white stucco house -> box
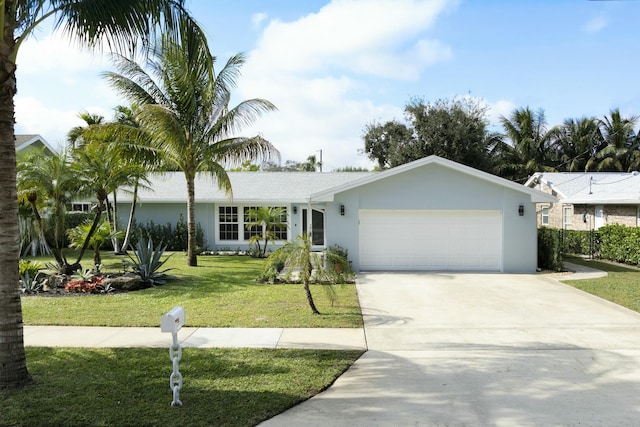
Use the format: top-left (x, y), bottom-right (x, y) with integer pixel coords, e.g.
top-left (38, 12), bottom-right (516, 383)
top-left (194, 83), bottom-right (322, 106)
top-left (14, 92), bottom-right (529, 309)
top-left (117, 156), bottom-right (556, 273)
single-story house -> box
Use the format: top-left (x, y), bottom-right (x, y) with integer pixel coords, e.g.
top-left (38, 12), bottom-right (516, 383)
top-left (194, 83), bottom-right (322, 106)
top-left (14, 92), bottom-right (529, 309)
top-left (15, 134), bottom-right (56, 160)
top-left (525, 172), bottom-right (640, 231)
top-left (117, 156), bottom-right (555, 273)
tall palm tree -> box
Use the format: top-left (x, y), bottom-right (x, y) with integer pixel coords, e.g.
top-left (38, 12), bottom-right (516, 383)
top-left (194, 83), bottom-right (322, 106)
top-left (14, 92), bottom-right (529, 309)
top-left (103, 27), bottom-right (278, 266)
top-left (17, 149), bottom-right (77, 264)
top-left (554, 117), bottom-right (602, 172)
top-left (593, 109), bottom-right (639, 171)
top-left (500, 107), bottom-right (561, 181)
top-left (71, 141), bottom-right (146, 268)
top-left (67, 111), bottom-right (105, 149)
top-left (0, 0), bottom-right (202, 389)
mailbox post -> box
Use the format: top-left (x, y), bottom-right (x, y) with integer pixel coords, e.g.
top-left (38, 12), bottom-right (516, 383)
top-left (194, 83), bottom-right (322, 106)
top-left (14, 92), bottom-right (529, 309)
top-left (161, 306), bottom-right (185, 407)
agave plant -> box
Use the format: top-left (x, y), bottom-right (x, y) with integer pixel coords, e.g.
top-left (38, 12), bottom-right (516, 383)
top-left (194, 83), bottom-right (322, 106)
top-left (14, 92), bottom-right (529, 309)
top-left (128, 236), bottom-right (173, 285)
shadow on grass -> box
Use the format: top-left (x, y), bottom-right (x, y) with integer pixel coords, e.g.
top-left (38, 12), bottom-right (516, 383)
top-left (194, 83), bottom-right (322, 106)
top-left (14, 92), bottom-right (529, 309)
top-left (1, 347), bottom-right (363, 427)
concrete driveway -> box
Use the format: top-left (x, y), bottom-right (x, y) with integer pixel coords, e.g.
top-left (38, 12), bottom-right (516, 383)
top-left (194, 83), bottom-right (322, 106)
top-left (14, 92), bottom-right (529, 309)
top-left (261, 272), bottom-right (640, 426)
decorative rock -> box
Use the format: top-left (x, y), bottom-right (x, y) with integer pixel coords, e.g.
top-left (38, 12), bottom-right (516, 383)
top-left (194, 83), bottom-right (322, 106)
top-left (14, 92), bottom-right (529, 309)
top-left (102, 273), bottom-right (143, 291)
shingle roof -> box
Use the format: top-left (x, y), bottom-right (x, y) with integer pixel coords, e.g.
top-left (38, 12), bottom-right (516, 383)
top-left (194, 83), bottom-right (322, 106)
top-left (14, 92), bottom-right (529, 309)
top-left (527, 172), bottom-right (640, 204)
top-left (120, 171), bottom-right (373, 203)
top-left (15, 134), bottom-right (40, 148)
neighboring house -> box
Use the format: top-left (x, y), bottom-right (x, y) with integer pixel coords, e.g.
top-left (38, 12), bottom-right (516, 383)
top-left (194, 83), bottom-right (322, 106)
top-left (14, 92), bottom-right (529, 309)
top-left (116, 156), bottom-right (555, 273)
top-left (15, 134), bottom-right (56, 160)
top-left (525, 172), bottom-right (640, 231)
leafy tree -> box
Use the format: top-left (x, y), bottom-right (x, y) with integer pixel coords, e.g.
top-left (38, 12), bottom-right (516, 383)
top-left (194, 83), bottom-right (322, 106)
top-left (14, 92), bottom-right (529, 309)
top-left (362, 119), bottom-right (412, 169)
top-left (362, 98), bottom-right (494, 171)
top-left (67, 111), bottom-right (105, 149)
top-left (333, 166), bottom-right (370, 172)
top-left (593, 109), bottom-right (639, 171)
top-left (245, 207), bottom-right (287, 257)
top-left (1, 0), bottom-right (201, 391)
top-left (301, 154), bottom-right (321, 172)
top-left (103, 27), bottom-right (278, 266)
top-left (554, 117), bottom-right (602, 172)
top-left (499, 107), bottom-right (561, 182)
top-left (229, 160), bottom-right (260, 171)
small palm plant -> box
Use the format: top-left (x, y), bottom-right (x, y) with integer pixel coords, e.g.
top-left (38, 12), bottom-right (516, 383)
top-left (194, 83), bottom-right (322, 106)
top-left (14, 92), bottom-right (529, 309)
top-left (245, 207), bottom-right (287, 257)
top-left (267, 234), bottom-right (336, 315)
top-left (128, 236), bottom-right (173, 286)
top-left (67, 219), bottom-right (122, 269)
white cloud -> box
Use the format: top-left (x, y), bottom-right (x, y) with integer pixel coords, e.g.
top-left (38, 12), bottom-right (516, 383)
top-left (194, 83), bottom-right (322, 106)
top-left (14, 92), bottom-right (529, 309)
top-left (237, 0), bottom-right (457, 169)
top-left (583, 16), bottom-right (608, 33)
top-left (251, 12), bottom-right (268, 28)
top-left (487, 99), bottom-right (516, 124)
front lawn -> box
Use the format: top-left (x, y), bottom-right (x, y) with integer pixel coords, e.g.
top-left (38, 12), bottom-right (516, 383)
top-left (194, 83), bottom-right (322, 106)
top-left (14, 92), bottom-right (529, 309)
top-left (21, 253), bottom-right (362, 328)
top-left (562, 256), bottom-right (640, 313)
top-left (0, 347), bottom-right (363, 427)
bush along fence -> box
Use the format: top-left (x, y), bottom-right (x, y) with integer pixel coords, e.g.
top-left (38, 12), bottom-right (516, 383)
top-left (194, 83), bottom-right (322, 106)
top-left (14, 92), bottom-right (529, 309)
top-left (538, 224), bottom-right (640, 270)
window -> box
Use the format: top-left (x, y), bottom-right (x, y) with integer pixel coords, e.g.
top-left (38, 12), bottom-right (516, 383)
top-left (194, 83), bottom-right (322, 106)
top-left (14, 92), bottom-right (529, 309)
top-left (541, 206), bottom-right (549, 225)
top-left (563, 206), bottom-right (572, 229)
top-left (70, 203), bottom-right (91, 213)
top-left (243, 207), bottom-right (261, 241)
top-left (219, 206), bottom-right (288, 242)
top-left (219, 206), bottom-right (238, 240)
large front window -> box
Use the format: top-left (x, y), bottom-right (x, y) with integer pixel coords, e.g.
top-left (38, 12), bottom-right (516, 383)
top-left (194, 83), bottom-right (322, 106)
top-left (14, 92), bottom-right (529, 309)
top-left (218, 206), bottom-right (288, 242)
top-left (219, 206), bottom-right (238, 240)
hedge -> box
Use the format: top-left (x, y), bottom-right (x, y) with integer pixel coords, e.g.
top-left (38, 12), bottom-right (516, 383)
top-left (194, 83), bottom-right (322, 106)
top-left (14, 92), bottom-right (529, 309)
top-left (597, 224), bottom-right (640, 265)
top-left (538, 227), bottom-right (563, 271)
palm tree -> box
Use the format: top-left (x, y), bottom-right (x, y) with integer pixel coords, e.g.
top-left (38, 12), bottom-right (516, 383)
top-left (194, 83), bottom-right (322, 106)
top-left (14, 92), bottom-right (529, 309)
top-left (245, 206), bottom-right (287, 257)
top-left (554, 117), bottom-right (602, 172)
top-left (0, 1), bottom-right (202, 389)
top-left (102, 27), bottom-right (279, 266)
top-left (67, 219), bottom-right (122, 268)
top-left (17, 149), bottom-right (77, 264)
top-left (71, 141), bottom-right (146, 269)
top-left (67, 111), bottom-right (105, 149)
top-left (593, 109), bottom-right (639, 171)
top-left (500, 107), bottom-right (560, 181)
top-left (268, 234), bottom-right (337, 315)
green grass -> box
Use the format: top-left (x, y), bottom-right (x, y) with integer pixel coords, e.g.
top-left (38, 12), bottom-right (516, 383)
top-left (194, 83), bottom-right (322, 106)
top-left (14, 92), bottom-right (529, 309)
top-left (0, 347), bottom-right (364, 427)
top-left (563, 256), bottom-right (640, 313)
top-left (21, 252), bottom-right (362, 328)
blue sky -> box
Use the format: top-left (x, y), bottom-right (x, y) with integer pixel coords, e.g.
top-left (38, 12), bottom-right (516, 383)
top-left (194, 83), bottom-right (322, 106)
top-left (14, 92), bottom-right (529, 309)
top-left (14, 0), bottom-right (640, 170)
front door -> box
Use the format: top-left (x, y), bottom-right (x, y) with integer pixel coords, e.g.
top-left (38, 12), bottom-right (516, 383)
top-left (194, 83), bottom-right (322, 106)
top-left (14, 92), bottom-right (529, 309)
top-left (594, 205), bottom-right (604, 230)
top-left (302, 208), bottom-right (325, 246)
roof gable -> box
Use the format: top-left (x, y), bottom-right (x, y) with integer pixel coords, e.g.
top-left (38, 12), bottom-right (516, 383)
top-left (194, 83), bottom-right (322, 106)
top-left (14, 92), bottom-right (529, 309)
top-left (311, 155), bottom-right (557, 203)
top-left (15, 134), bottom-right (57, 155)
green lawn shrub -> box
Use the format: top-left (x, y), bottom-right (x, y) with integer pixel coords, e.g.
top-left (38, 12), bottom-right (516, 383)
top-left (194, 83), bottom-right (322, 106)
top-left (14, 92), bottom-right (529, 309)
top-left (598, 224), bottom-right (640, 265)
top-left (538, 227), bottom-right (563, 271)
top-left (129, 214), bottom-right (206, 251)
top-left (561, 229), bottom-right (596, 256)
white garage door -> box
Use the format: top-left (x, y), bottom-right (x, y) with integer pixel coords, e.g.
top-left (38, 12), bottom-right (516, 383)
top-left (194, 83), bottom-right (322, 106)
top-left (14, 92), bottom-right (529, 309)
top-left (359, 210), bottom-right (502, 271)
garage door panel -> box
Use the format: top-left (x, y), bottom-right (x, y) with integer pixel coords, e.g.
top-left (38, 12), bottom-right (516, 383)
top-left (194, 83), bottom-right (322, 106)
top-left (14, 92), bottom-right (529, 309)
top-left (359, 210), bottom-right (502, 271)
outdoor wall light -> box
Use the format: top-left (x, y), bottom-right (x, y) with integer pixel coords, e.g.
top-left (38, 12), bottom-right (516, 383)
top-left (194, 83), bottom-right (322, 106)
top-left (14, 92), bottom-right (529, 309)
top-left (340, 204), bottom-right (345, 216)
top-left (518, 205), bottom-right (524, 216)
top-left (293, 206), bottom-right (297, 214)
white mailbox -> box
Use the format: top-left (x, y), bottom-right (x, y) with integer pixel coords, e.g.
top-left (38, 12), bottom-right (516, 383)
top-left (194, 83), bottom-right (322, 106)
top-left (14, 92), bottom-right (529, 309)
top-left (161, 306), bottom-right (185, 334)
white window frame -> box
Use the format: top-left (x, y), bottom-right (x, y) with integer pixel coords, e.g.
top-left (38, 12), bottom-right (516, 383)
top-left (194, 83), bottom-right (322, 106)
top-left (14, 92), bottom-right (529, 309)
top-left (216, 205), bottom-right (288, 243)
top-left (541, 205), bottom-right (549, 225)
top-left (563, 206), bottom-right (572, 229)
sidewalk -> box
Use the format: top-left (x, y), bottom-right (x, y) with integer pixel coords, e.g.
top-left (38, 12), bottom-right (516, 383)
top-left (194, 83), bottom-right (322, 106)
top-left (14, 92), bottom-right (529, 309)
top-left (23, 325), bottom-right (367, 350)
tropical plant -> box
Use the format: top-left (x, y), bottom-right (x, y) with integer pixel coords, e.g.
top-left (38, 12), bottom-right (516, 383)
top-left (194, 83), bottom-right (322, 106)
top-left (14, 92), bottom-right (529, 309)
top-left (67, 219), bottom-right (123, 269)
top-left (245, 207), bottom-right (287, 257)
top-left (554, 117), bottom-right (602, 172)
top-left (267, 234), bottom-right (337, 315)
top-left (593, 109), bottom-right (639, 171)
top-left (500, 107), bottom-right (561, 181)
top-left (18, 260), bottom-right (44, 293)
top-left (102, 25), bottom-right (278, 267)
top-left (0, 1), bottom-right (203, 389)
top-left (17, 148), bottom-right (77, 269)
top-left (128, 236), bottom-right (174, 285)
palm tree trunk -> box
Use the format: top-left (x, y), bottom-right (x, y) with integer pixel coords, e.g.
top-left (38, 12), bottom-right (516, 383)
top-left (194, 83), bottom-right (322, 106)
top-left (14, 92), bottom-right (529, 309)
top-left (121, 180), bottom-right (139, 252)
top-left (110, 191), bottom-right (121, 253)
top-left (74, 199), bottom-right (104, 268)
top-left (303, 280), bottom-right (320, 315)
top-left (186, 175), bottom-right (197, 266)
top-left (0, 18), bottom-right (31, 387)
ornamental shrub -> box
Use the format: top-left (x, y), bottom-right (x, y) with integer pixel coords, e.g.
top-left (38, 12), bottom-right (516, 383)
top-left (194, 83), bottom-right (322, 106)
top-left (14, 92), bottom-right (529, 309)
top-left (538, 227), bottom-right (563, 271)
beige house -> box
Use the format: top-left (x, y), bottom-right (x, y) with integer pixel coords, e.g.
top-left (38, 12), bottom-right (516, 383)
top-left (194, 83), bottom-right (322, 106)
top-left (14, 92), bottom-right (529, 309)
top-left (525, 172), bottom-right (640, 230)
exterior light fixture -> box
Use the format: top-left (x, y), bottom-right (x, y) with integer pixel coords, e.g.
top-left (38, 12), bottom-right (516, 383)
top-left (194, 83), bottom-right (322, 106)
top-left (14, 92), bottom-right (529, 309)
top-left (293, 206), bottom-right (297, 214)
top-left (340, 204), bottom-right (345, 216)
top-left (518, 205), bottom-right (524, 216)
